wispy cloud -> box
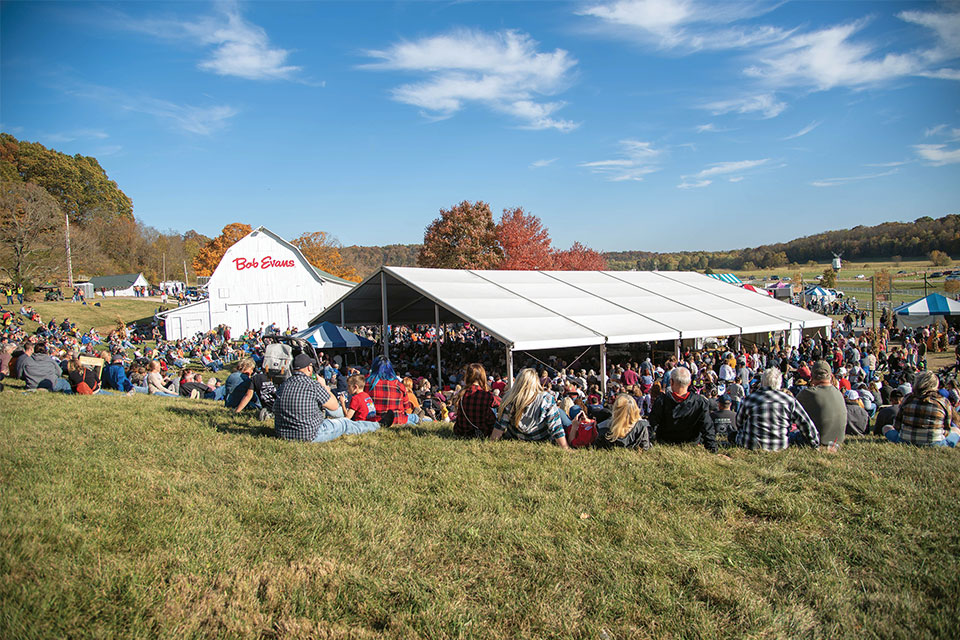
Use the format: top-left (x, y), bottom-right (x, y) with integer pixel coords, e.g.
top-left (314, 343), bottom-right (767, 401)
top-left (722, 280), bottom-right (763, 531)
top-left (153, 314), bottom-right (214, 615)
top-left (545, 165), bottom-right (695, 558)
top-left (114, 1), bottom-right (300, 80)
top-left (864, 160), bottom-right (907, 168)
top-left (913, 144), bottom-right (960, 166)
top-left (810, 168), bottom-right (899, 187)
top-left (704, 93), bottom-right (785, 119)
top-left (578, 0), bottom-right (790, 52)
top-left (678, 158), bottom-right (770, 188)
top-left (580, 139), bottom-right (662, 181)
top-left (781, 120), bottom-right (821, 140)
top-left (363, 29), bottom-right (578, 131)
top-left (42, 129), bottom-right (109, 144)
top-left (66, 83), bottom-right (237, 135)
top-left (745, 9), bottom-right (960, 90)
top-left (530, 158), bottom-right (558, 169)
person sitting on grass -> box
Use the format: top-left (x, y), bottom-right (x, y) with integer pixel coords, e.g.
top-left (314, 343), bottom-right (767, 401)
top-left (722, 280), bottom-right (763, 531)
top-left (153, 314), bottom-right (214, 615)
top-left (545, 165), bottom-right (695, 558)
top-left (452, 363), bottom-right (498, 438)
top-left (21, 342), bottom-right (72, 393)
top-left (274, 353), bottom-right (390, 443)
top-left (648, 365), bottom-right (717, 453)
top-left (736, 368), bottom-right (820, 451)
top-left (872, 388), bottom-right (903, 436)
top-left (365, 356), bottom-right (417, 426)
top-left (225, 358), bottom-right (256, 409)
top-left (883, 371), bottom-right (960, 447)
top-left (105, 353), bottom-right (147, 394)
top-left (146, 360), bottom-right (180, 397)
top-left (490, 368), bottom-right (570, 449)
top-left (843, 390), bottom-right (870, 436)
top-left (595, 394), bottom-right (650, 450)
top-left (339, 374), bottom-right (377, 421)
top-left (235, 365), bottom-right (280, 417)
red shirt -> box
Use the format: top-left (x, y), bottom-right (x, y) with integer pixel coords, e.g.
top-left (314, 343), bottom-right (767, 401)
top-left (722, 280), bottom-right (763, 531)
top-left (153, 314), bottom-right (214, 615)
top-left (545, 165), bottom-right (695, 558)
top-left (349, 391), bottom-right (377, 421)
top-left (366, 378), bottom-right (409, 424)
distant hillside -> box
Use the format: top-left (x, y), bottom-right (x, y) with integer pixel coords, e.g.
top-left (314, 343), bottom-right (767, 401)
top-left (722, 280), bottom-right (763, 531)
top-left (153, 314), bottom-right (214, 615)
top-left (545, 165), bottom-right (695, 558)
top-left (606, 214), bottom-right (960, 271)
top-left (342, 215), bottom-right (960, 276)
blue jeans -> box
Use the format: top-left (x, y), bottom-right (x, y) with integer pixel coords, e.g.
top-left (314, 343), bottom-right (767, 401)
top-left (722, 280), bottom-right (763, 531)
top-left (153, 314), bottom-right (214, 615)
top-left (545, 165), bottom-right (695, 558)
top-left (151, 391), bottom-right (179, 398)
top-left (406, 412), bottom-right (421, 425)
top-left (311, 417), bottom-right (380, 443)
top-left (885, 429), bottom-right (959, 447)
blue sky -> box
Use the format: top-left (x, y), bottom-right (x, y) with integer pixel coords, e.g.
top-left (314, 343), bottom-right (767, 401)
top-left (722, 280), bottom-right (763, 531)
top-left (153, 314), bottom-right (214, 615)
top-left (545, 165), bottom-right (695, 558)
top-left (2, 0), bottom-right (958, 252)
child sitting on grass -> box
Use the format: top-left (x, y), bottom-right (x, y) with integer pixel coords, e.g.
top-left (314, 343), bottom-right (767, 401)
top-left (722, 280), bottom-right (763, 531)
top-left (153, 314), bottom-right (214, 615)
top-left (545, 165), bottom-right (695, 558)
top-left (340, 374), bottom-right (377, 422)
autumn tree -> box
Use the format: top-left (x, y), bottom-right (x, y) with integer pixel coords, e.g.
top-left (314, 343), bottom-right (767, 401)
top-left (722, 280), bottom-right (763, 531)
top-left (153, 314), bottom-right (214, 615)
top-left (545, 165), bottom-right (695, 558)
top-left (0, 181), bottom-right (65, 285)
top-left (291, 231), bottom-right (359, 282)
top-left (929, 249), bottom-right (951, 266)
top-left (554, 241), bottom-right (607, 271)
top-left (821, 268), bottom-right (837, 288)
top-left (418, 201), bottom-right (503, 269)
top-left (192, 223), bottom-right (253, 276)
top-left (496, 207), bottom-right (554, 270)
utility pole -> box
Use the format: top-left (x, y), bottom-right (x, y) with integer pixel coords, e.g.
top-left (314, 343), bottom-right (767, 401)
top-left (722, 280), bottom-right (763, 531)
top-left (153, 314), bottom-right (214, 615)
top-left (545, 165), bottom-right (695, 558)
top-left (64, 212), bottom-right (74, 289)
top-left (924, 271), bottom-right (928, 297)
top-left (162, 253), bottom-right (166, 284)
top-left (183, 261), bottom-right (189, 287)
top-left (871, 274), bottom-right (876, 333)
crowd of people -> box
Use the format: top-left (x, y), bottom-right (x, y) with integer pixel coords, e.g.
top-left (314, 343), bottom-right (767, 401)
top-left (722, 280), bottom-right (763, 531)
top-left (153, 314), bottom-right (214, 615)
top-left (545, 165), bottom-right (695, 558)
top-left (3, 295), bottom-right (960, 452)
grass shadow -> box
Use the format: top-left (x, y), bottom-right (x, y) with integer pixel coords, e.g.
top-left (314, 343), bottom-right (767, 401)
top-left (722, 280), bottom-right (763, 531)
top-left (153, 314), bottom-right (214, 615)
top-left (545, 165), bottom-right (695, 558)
top-left (164, 404), bottom-right (276, 438)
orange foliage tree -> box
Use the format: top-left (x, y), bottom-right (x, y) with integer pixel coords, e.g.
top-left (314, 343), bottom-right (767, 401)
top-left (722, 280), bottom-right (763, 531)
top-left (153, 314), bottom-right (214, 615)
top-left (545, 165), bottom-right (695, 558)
top-left (496, 207), bottom-right (555, 270)
top-left (554, 241), bottom-right (607, 270)
top-left (192, 223), bottom-right (252, 276)
top-left (291, 231), bottom-right (359, 282)
top-left (418, 201), bottom-right (503, 269)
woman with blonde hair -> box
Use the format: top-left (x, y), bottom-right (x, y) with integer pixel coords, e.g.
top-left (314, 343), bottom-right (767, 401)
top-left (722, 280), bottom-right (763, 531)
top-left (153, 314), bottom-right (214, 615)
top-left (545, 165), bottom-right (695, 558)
top-left (491, 368), bottom-right (570, 448)
top-left (595, 394), bottom-right (650, 450)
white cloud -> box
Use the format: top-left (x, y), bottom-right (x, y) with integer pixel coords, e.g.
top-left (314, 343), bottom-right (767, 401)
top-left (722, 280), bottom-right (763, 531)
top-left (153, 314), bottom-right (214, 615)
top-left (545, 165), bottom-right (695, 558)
top-left (728, 176), bottom-right (744, 182)
top-left (704, 93), bottom-right (786, 119)
top-left (116, 1), bottom-right (300, 80)
top-left (864, 160), bottom-right (907, 168)
top-left (677, 179), bottom-right (711, 189)
top-left (781, 120), bottom-right (821, 140)
top-left (363, 29), bottom-right (578, 131)
top-left (745, 10), bottom-right (960, 90)
top-left (530, 158), bottom-right (558, 168)
top-left (695, 158), bottom-right (769, 178)
top-left (914, 144), bottom-right (960, 166)
top-left (580, 139), bottom-right (663, 181)
top-left (695, 123), bottom-right (719, 133)
top-left (578, 0), bottom-right (790, 52)
top-left (925, 124), bottom-right (948, 137)
top-left (42, 129), bottom-right (110, 143)
top-left (810, 168), bottom-right (899, 187)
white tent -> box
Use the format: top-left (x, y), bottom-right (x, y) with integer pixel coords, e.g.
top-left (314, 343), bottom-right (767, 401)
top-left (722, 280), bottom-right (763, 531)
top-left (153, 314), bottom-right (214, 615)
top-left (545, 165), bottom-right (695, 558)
top-left (309, 267), bottom-right (831, 388)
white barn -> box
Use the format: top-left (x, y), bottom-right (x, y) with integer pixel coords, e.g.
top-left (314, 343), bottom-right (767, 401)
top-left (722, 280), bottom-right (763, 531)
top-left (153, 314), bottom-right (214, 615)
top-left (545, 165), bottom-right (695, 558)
top-left (158, 227), bottom-right (355, 340)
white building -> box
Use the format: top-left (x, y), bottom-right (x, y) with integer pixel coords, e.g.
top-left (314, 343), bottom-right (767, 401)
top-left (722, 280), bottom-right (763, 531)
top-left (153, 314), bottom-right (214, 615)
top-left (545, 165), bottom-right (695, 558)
top-left (88, 272), bottom-right (150, 297)
top-left (158, 227), bottom-right (355, 340)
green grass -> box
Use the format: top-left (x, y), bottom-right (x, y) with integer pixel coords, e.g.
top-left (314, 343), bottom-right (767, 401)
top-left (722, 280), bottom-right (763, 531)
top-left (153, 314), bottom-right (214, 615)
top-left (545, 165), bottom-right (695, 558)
top-left (10, 298), bottom-right (167, 335)
top-left (2, 393), bottom-right (959, 639)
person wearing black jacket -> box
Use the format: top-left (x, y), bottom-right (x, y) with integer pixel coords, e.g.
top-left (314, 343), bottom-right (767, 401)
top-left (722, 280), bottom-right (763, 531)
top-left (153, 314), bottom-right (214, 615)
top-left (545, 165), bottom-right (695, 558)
top-left (648, 366), bottom-right (717, 453)
top-left (595, 394), bottom-right (650, 450)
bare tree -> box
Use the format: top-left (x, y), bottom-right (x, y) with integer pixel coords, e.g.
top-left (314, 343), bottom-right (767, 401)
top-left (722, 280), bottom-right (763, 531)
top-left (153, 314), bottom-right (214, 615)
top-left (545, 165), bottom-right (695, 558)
top-left (0, 181), bottom-right (65, 285)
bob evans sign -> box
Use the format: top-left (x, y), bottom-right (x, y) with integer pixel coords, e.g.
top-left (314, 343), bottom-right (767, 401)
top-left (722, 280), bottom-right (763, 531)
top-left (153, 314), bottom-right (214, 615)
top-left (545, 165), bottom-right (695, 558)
top-left (232, 257), bottom-right (295, 271)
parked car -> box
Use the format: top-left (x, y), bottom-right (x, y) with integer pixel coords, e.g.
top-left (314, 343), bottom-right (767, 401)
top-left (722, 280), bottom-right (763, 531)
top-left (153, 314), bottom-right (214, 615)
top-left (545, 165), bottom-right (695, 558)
top-left (931, 272), bottom-right (943, 278)
top-left (856, 274), bottom-right (866, 280)
top-left (946, 275), bottom-right (960, 282)
top-left (815, 275), bottom-right (824, 281)
top-left (769, 275), bottom-right (780, 280)
top-left (897, 270), bottom-right (907, 274)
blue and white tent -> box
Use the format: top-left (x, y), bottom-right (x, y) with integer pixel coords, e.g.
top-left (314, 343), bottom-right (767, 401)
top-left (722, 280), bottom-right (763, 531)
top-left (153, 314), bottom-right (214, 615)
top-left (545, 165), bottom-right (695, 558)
top-left (893, 294), bottom-right (960, 328)
top-left (706, 273), bottom-right (742, 285)
top-left (294, 322), bottom-right (375, 348)
top-left (803, 286), bottom-right (835, 300)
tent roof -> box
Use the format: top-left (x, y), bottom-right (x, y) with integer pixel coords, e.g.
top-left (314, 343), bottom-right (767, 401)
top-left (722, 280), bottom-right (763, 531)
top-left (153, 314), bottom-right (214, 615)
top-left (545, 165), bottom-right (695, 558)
top-left (293, 322), bottom-right (375, 348)
top-left (88, 273), bottom-right (146, 289)
top-left (893, 293), bottom-right (960, 316)
top-left (706, 273), bottom-right (742, 284)
top-left (310, 267), bottom-right (831, 351)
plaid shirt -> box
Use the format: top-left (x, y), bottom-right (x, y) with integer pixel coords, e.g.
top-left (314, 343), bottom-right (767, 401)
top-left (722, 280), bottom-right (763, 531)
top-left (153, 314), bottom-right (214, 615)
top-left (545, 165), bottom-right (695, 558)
top-left (496, 392), bottom-right (565, 441)
top-left (366, 378), bottom-right (409, 424)
top-left (274, 373), bottom-right (332, 441)
top-left (894, 393), bottom-right (949, 445)
top-left (454, 384), bottom-right (497, 437)
top-left (736, 387), bottom-right (820, 451)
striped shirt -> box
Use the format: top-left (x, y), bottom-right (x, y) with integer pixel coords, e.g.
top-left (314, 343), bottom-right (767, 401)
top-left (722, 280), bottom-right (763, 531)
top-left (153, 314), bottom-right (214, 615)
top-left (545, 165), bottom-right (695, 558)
top-left (894, 393), bottom-right (950, 446)
top-left (496, 392), bottom-right (565, 442)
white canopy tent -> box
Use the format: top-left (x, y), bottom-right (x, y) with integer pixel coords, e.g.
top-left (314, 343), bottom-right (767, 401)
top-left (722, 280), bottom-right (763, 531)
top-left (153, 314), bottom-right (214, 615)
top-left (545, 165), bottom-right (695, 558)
top-left (310, 267), bottom-right (831, 392)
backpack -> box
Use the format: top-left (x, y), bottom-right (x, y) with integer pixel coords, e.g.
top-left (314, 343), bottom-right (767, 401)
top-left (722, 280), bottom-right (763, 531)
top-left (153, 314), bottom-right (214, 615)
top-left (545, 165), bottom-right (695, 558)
top-left (263, 342), bottom-right (294, 381)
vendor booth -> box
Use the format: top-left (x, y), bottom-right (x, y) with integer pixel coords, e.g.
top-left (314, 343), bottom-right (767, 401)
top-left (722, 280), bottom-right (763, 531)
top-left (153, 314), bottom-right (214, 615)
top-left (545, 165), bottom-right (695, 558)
top-left (893, 293), bottom-right (960, 328)
top-left (294, 322), bottom-right (375, 349)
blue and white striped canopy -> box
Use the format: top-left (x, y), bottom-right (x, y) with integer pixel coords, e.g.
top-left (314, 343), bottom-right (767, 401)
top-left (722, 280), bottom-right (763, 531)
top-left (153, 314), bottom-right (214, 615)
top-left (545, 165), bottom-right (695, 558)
top-left (893, 293), bottom-right (960, 316)
top-left (804, 286), bottom-right (832, 297)
top-left (294, 322), bottom-right (375, 348)
top-left (706, 273), bottom-right (742, 284)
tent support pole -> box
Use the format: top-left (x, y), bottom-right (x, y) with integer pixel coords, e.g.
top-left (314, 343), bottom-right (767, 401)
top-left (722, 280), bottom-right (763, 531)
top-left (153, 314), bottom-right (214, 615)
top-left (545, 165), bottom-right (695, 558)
top-left (381, 272), bottom-right (389, 360)
top-left (600, 343), bottom-right (607, 397)
top-left (506, 347), bottom-right (514, 387)
top-left (674, 339), bottom-right (681, 360)
top-left (340, 303), bottom-right (345, 326)
top-left (435, 304), bottom-right (442, 389)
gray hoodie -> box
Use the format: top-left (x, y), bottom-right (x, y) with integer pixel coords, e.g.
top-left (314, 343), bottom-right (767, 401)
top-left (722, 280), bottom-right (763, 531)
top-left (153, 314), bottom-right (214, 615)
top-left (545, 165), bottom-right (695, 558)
top-left (22, 354), bottom-right (64, 390)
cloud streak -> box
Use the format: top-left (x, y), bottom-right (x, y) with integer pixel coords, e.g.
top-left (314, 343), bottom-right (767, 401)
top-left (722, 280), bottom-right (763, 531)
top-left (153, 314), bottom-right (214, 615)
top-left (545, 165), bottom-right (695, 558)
top-left (704, 93), bottom-right (786, 119)
top-left (781, 120), bottom-right (821, 140)
top-left (580, 139), bottom-right (662, 181)
top-left (678, 158), bottom-right (771, 188)
top-left (363, 29), bottom-right (578, 131)
top-left (810, 168), bottom-right (899, 187)
top-left (913, 144), bottom-right (960, 166)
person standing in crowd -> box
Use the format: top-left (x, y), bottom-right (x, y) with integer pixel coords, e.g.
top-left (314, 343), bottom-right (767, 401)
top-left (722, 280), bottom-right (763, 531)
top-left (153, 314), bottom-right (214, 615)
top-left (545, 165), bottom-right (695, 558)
top-left (491, 368), bottom-right (570, 448)
top-left (454, 363), bottom-right (497, 438)
top-left (274, 353), bottom-right (388, 443)
top-left (737, 368), bottom-right (820, 451)
top-left (883, 371), bottom-right (960, 447)
top-left (796, 361), bottom-right (846, 450)
top-left (648, 366), bottom-right (717, 453)
top-left (16, 284), bottom-right (23, 304)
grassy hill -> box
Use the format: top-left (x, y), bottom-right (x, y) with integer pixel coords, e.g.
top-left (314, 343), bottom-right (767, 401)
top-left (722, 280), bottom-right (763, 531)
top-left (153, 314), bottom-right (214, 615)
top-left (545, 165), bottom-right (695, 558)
top-left (8, 298), bottom-right (166, 335)
top-left (1, 391), bottom-right (958, 639)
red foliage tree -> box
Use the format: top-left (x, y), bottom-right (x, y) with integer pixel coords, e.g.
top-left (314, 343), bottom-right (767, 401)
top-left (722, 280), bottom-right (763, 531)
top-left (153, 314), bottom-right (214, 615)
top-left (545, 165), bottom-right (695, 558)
top-left (496, 207), bottom-right (555, 270)
top-left (192, 223), bottom-right (252, 276)
top-left (417, 201), bottom-right (503, 269)
top-left (553, 241), bottom-right (607, 271)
